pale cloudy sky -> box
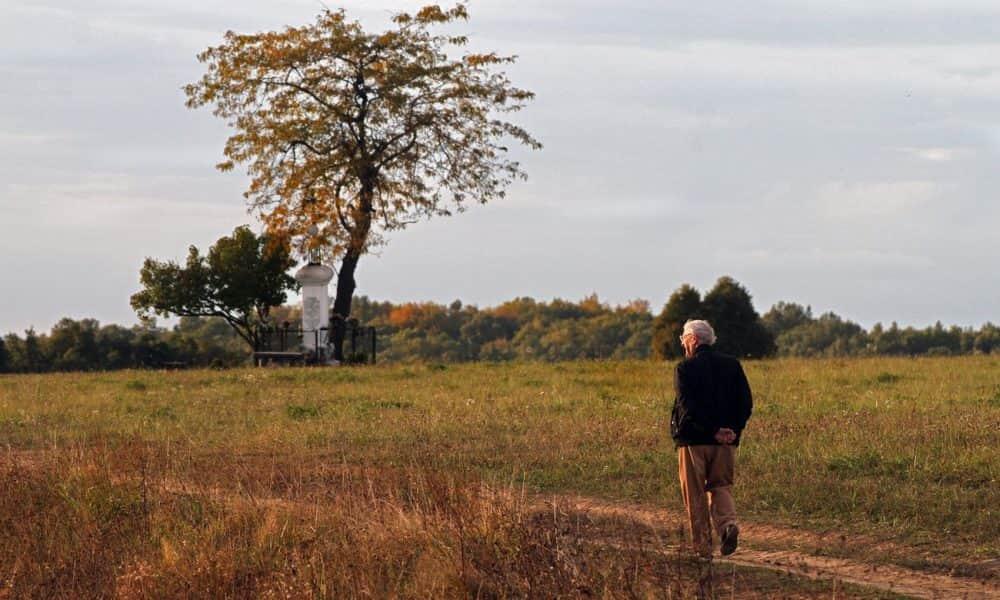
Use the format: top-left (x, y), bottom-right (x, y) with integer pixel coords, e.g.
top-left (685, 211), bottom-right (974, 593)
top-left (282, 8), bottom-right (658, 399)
top-left (2, 0), bottom-right (999, 334)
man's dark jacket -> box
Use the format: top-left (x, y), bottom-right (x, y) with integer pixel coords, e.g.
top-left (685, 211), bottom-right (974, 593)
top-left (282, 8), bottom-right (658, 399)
top-left (670, 345), bottom-right (753, 447)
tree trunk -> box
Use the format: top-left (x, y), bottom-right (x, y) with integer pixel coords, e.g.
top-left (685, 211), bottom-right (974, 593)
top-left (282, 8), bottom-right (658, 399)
top-left (331, 172), bottom-right (375, 362)
top-left (331, 250), bottom-right (360, 361)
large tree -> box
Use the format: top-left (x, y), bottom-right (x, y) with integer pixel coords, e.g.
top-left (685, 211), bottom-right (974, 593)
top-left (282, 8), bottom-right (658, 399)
top-left (652, 278), bottom-right (776, 359)
top-left (185, 4), bottom-right (540, 359)
top-left (651, 284), bottom-right (702, 359)
top-left (131, 226), bottom-right (297, 350)
top-left (701, 276), bottom-right (776, 358)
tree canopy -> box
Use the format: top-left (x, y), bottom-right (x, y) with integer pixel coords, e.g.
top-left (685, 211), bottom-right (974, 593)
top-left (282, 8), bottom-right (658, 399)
top-left (652, 277), bottom-right (776, 359)
top-left (184, 3), bottom-right (540, 358)
top-left (652, 284), bottom-right (702, 359)
top-left (130, 226), bottom-right (297, 349)
top-left (701, 277), bottom-right (776, 358)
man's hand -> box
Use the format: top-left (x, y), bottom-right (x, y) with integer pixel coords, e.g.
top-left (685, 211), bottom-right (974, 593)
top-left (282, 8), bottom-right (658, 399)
top-left (714, 428), bottom-right (736, 445)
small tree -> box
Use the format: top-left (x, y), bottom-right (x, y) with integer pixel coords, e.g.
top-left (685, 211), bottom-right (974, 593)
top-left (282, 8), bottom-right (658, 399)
top-left (4, 329), bottom-right (48, 373)
top-left (0, 336), bottom-right (9, 374)
top-left (131, 226), bottom-right (297, 350)
top-left (184, 4), bottom-right (540, 359)
top-left (96, 325), bottom-right (138, 370)
top-left (973, 323), bottom-right (1000, 354)
top-left (761, 301), bottom-right (813, 337)
top-left (460, 312), bottom-right (517, 359)
top-left (47, 318), bottom-right (101, 372)
top-left (652, 284), bottom-right (702, 359)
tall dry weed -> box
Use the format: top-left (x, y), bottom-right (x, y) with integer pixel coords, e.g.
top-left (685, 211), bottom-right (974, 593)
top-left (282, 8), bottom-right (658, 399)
top-left (1, 441), bottom-right (702, 599)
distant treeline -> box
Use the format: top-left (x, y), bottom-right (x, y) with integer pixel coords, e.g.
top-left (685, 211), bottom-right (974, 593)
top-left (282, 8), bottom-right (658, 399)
top-left (2, 287), bottom-right (999, 373)
top-left (0, 317), bottom-right (247, 373)
top-left (352, 295), bottom-right (653, 363)
top-left (762, 302), bottom-right (1000, 357)
top-left (356, 285), bottom-right (1000, 362)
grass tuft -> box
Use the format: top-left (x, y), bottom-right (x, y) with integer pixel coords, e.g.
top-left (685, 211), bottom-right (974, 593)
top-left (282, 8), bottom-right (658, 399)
top-left (286, 404), bottom-right (322, 420)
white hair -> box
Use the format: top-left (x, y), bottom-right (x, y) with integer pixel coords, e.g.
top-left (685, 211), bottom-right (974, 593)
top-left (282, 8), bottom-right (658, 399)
top-left (683, 319), bottom-right (717, 346)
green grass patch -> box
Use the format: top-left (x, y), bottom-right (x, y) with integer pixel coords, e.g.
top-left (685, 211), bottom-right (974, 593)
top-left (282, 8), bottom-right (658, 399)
top-left (872, 372), bottom-right (902, 384)
top-left (285, 404), bottom-right (322, 420)
top-left (124, 380), bottom-right (148, 392)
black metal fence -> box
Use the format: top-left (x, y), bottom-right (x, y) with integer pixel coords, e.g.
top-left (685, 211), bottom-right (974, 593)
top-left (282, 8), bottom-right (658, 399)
top-left (254, 321), bottom-right (377, 365)
top-left (331, 319), bottom-right (378, 365)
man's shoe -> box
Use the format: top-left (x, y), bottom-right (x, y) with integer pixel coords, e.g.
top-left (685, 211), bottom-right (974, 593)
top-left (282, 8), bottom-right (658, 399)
top-left (720, 524), bottom-right (739, 556)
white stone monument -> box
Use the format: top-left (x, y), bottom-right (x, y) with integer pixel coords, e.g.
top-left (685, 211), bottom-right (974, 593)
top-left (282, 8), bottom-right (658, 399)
top-left (294, 231), bottom-right (335, 359)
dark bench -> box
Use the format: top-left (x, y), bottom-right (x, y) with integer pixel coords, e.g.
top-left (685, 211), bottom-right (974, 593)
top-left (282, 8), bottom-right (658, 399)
top-left (252, 351), bottom-right (310, 367)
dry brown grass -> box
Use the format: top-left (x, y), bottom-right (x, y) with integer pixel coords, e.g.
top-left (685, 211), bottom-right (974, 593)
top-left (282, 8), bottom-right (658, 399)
top-left (0, 439), bottom-right (671, 598)
top-left (1, 439), bottom-right (903, 599)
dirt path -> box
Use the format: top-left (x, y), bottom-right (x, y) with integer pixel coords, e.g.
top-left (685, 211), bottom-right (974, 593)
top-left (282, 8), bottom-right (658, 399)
top-left (539, 494), bottom-right (999, 600)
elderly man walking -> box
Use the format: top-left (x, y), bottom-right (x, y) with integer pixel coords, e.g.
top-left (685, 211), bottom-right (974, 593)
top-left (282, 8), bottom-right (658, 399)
top-left (670, 319), bottom-right (753, 558)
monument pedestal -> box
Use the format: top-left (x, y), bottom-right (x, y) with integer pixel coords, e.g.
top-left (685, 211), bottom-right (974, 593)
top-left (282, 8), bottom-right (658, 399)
top-left (294, 262), bottom-right (335, 362)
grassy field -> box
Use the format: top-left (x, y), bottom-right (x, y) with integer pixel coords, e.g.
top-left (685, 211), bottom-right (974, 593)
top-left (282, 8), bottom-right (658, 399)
top-left (1, 357), bottom-right (997, 597)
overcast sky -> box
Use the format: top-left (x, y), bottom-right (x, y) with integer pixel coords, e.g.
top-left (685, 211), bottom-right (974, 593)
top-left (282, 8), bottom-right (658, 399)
top-left (2, 0), bottom-right (999, 334)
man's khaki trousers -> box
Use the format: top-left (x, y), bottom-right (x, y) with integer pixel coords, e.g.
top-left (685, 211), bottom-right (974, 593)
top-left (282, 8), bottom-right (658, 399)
top-left (678, 445), bottom-right (737, 557)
